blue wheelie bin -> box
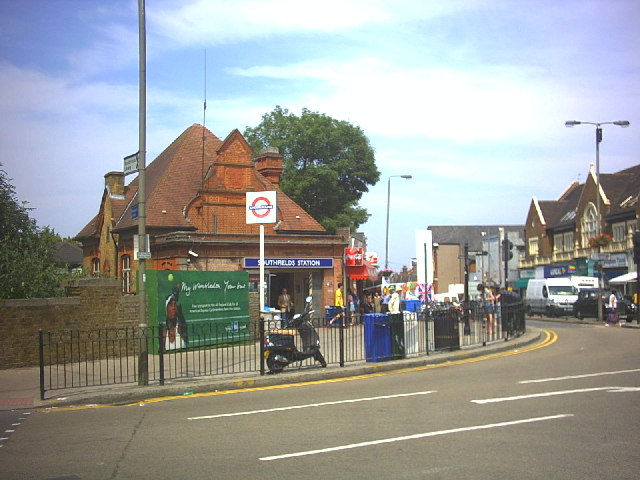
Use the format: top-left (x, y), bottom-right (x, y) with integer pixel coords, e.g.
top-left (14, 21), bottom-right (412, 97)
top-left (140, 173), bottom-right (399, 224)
top-left (364, 313), bottom-right (392, 362)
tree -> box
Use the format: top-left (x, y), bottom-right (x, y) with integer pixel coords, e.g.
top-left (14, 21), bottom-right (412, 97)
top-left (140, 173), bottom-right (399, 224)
top-left (0, 164), bottom-right (62, 299)
top-left (244, 107), bottom-right (380, 233)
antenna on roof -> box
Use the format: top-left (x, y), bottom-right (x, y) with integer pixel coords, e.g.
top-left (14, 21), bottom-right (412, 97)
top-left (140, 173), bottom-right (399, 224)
top-left (201, 48), bottom-right (207, 191)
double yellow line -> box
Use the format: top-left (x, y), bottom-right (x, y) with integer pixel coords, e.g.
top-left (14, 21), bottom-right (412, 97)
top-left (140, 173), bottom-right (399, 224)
top-left (44, 329), bottom-right (557, 411)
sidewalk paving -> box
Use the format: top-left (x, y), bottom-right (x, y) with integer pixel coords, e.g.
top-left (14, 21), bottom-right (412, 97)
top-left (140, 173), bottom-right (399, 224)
top-left (1, 315), bottom-right (637, 411)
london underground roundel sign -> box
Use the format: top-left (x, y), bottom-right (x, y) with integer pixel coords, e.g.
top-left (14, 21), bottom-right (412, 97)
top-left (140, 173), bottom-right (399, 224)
top-left (246, 191), bottom-right (277, 224)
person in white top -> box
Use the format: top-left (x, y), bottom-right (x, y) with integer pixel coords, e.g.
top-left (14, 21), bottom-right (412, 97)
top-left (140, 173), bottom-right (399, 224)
top-left (388, 288), bottom-right (401, 314)
top-left (606, 290), bottom-right (619, 326)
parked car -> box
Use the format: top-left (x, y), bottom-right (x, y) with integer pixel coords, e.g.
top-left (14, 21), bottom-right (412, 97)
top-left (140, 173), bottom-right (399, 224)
top-left (573, 289), bottom-right (638, 320)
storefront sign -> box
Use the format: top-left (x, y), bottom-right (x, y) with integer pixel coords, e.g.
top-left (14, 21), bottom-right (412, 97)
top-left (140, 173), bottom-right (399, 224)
top-left (243, 258), bottom-right (333, 268)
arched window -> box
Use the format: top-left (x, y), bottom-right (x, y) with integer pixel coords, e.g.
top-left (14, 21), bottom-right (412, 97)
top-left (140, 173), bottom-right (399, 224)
top-left (92, 257), bottom-right (100, 275)
top-left (581, 203), bottom-right (597, 247)
top-left (122, 255), bottom-right (131, 293)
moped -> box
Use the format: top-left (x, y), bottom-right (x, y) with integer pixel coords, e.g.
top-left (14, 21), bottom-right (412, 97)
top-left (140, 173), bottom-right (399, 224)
top-left (264, 296), bottom-right (327, 373)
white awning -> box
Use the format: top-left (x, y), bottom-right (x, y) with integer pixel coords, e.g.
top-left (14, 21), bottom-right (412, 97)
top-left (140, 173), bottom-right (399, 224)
top-left (609, 271), bottom-right (637, 284)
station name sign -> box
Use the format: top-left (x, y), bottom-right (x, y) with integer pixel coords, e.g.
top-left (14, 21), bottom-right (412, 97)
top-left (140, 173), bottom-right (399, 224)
top-left (244, 258), bottom-right (333, 269)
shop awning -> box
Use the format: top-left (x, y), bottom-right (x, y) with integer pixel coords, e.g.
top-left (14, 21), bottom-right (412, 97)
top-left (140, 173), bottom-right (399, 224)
top-left (609, 271), bottom-right (637, 284)
top-left (514, 278), bottom-right (530, 289)
top-left (346, 260), bottom-right (378, 281)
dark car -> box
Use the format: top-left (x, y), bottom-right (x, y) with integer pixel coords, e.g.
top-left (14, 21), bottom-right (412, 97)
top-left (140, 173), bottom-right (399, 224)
top-left (573, 289), bottom-right (637, 320)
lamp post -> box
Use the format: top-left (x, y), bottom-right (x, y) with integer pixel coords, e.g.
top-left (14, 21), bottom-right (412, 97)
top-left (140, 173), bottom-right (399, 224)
top-left (565, 119), bottom-right (630, 324)
top-left (385, 174), bottom-right (412, 270)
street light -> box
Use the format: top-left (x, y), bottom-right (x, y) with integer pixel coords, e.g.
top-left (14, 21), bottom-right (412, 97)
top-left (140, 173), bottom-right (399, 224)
top-left (565, 119), bottom-right (630, 324)
top-left (385, 174), bottom-right (412, 269)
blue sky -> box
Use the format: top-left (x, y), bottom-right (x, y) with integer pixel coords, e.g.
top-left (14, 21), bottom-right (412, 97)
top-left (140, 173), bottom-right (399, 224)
top-left (1, 0), bottom-right (638, 270)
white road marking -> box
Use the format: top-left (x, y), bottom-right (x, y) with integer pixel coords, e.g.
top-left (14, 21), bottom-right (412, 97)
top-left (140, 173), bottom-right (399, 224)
top-left (259, 414), bottom-right (574, 461)
top-left (188, 390), bottom-right (436, 420)
top-left (519, 368), bottom-right (640, 384)
top-left (472, 386), bottom-right (640, 404)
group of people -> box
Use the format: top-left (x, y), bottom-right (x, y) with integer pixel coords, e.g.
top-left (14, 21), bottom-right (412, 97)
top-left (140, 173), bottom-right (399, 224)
top-left (329, 284), bottom-right (402, 326)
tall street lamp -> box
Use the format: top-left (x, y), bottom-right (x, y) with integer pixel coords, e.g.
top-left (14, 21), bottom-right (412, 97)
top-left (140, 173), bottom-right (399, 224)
top-left (565, 119), bottom-right (630, 324)
top-left (385, 174), bottom-right (412, 270)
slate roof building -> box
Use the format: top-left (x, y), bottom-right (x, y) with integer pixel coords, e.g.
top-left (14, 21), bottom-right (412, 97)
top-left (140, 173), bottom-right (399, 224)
top-left (75, 124), bottom-right (351, 312)
top-left (521, 163), bottom-right (639, 282)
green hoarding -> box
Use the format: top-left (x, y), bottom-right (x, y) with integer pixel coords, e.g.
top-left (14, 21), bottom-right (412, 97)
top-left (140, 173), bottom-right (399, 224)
top-left (147, 270), bottom-right (250, 350)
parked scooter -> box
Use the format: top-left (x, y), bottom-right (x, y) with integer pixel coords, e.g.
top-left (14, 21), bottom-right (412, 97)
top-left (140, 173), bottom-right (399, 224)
top-left (264, 296), bottom-right (327, 373)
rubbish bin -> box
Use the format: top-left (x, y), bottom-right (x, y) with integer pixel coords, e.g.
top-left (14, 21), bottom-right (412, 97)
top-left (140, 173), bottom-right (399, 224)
top-left (364, 313), bottom-right (391, 362)
top-left (402, 300), bottom-right (422, 313)
top-left (432, 306), bottom-right (460, 351)
top-left (388, 313), bottom-right (405, 359)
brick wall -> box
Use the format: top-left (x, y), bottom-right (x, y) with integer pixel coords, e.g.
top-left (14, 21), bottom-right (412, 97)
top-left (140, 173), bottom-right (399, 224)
top-left (0, 279), bottom-right (261, 369)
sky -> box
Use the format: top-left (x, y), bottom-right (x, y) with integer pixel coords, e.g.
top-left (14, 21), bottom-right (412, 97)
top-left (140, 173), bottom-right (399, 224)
top-left (1, 0), bottom-right (639, 270)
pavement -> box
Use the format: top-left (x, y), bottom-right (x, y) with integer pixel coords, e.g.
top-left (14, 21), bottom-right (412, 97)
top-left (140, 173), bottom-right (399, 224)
top-left (1, 315), bottom-right (637, 411)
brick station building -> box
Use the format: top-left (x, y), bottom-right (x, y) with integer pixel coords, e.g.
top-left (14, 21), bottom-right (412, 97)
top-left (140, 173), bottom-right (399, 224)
top-left (75, 124), bottom-right (352, 313)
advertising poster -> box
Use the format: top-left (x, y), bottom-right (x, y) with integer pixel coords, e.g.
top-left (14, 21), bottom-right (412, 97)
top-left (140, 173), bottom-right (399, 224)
top-left (147, 270), bottom-right (250, 350)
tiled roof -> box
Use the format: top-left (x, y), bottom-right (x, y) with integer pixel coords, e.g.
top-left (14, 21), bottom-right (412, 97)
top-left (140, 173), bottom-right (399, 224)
top-left (76, 124), bottom-right (325, 238)
top-left (117, 124), bottom-right (223, 231)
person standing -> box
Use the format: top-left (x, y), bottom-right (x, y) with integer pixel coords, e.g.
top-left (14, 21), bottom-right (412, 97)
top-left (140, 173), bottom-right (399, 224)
top-left (373, 291), bottom-right (382, 313)
top-left (277, 288), bottom-right (294, 328)
top-left (606, 290), bottom-right (619, 326)
top-left (381, 288), bottom-right (391, 313)
top-left (330, 283), bottom-right (345, 326)
top-left (388, 288), bottom-right (401, 314)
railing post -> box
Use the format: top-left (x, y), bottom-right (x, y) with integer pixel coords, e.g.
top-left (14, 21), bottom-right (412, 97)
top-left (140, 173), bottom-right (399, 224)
top-left (259, 316), bottom-right (265, 375)
top-left (158, 325), bottom-right (165, 386)
top-left (39, 329), bottom-right (45, 401)
top-left (339, 320), bottom-right (345, 367)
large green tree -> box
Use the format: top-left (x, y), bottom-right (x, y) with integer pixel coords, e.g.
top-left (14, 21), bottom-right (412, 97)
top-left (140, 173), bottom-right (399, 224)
top-left (244, 107), bottom-right (380, 233)
top-left (0, 164), bottom-right (62, 299)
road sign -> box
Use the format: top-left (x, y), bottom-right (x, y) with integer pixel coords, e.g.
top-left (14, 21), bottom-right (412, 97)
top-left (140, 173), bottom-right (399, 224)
top-left (124, 152), bottom-right (139, 176)
top-left (137, 251), bottom-right (151, 260)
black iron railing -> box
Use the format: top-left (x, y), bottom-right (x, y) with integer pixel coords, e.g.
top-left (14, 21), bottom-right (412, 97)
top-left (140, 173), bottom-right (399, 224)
top-left (39, 301), bottom-right (526, 399)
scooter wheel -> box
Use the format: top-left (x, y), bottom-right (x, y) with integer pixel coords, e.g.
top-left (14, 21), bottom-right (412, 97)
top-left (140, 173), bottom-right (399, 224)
top-left (266, 356), bottom-right (285, 373)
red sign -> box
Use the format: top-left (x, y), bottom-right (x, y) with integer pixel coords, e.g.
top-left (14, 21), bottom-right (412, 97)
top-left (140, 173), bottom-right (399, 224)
top-left (344, 248), bottom-right (364, 266)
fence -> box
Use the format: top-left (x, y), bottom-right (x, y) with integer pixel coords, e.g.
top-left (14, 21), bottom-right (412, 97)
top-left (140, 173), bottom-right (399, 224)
top-left (39, 300), bottom-right (526, 399)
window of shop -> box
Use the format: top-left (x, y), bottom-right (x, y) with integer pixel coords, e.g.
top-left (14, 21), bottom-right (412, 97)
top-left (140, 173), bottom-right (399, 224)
top-left (612, 222), bottom-right (626, 242)
top-left (564, 232), bottom-right (573, 251)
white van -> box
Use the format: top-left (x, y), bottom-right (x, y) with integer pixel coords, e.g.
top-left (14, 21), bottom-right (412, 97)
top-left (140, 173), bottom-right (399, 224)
top-left (526, 278), bottom-right (578, 316)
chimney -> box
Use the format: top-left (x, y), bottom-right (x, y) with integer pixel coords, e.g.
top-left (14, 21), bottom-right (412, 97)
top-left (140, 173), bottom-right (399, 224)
top-left (254, 147), bottom-right (284, 186)
top-left (104, 171), bottom-right (125, 197)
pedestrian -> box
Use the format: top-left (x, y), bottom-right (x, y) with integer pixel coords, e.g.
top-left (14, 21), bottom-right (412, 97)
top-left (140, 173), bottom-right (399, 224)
top-left (477, 284), bottom-right (495, 335)
top-left (373, 291), bottom-right (382, 313)
top-left (277, 288), bottom-right (294, 328)
top-left (381, 288), bottom-right (391, 313)
top-left (388, 287), bottom-right (401, 314)
top-left (329, 283), bottom-right (345, 326)
top-left (606, 289), bottom-right (619, 326)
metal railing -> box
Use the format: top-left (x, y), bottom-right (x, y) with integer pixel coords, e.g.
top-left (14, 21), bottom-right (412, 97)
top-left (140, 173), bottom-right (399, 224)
top-left (39, 301), bottom-right (526, 399)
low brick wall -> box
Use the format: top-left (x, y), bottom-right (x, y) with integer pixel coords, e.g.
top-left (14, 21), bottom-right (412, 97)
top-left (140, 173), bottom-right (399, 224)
top-left (0, 279), bottom-right (261, 369)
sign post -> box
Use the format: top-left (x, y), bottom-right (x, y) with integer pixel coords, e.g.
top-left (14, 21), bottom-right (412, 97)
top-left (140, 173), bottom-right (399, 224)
top-left (246, 191), bottom-right (277, 312)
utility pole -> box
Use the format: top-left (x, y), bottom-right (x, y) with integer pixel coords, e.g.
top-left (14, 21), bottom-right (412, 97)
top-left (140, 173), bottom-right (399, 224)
top-left (137, 0), bottom-right (148, 386)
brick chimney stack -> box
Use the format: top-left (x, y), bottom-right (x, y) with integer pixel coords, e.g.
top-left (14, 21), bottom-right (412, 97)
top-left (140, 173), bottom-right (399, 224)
top-left (254, 147), bottom-right (284, 186)
top-left (104, 171), bottom-right (125, 197)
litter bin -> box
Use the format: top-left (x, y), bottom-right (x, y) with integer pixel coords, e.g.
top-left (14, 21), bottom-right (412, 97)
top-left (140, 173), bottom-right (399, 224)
top-left (364, 313), bottom-right (391, 362)
top-left (388, 313), bottom-right (405, 359)
top-left (401, 300), bottom-right (422, 313)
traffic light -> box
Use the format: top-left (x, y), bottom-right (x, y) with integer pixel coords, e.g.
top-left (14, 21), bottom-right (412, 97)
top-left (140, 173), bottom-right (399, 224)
top-left (502, 239), bottom-right (514, 262)
top-left (633, 230), bottom-right (640, 264)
